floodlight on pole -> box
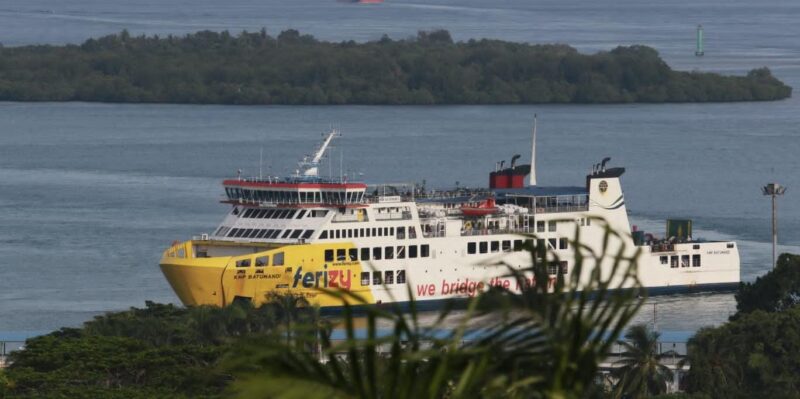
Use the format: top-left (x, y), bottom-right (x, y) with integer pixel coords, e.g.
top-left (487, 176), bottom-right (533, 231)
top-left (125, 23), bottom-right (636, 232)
top-left (762, 183), bottom-right (786, 270)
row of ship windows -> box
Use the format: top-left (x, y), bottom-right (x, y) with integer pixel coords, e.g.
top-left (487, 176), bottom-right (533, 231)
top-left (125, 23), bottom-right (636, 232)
top-left (534, 219), bottom-right (590, 233)
top-left (660, 254), bottom-right (702, 268)
top-left (466, 238), bottom-right (567, 254)
top-left (226, 188), bottom-right (364, 204)
top-left (218, 226), bottom-right (315, 240)
top-left (319, 226), bottom-right (417, 240)
top-left (361, 270), bottom-right (406, 286)
top-left (235, 252), bottom-right (285, 268)
top-left (325, 245), bottom-right (431, 262)
top-left (234, 208), bottom-right (329, 220)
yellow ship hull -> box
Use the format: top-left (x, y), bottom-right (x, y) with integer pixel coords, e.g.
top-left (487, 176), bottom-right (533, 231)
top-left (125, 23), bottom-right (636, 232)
top-left (159, 240), bottom-right (375, 308)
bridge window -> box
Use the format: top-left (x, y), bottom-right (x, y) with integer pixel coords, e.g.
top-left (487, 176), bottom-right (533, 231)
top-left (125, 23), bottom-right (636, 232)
top-left (559, 238), bottom-right (568, 250)
top-left (409, 226), bottom-right (417, 239)
top-left (385, 246), bottom-right (394, 260)
top-left (347, 229), bottom-right (353, 238)
top-left (372, 228), bottom-right (377, 236)
top-left (349, 248), bottom-right (357, 261)
top-left (302, 230), bottom-right (314, 239)
top-left (243, 209), bottom-right (255, 218)
top-left (513, 240), bottom-right (523, 251)
top-left (296, 210), bottom-right (307, 219)
top-left (320, 231), bottom-right (328, 239)
top-left (385, 271), bottom-right (394, 284)
top-left (227, 228), bottom-right (239, 237)
top-left (360, 228), bottom-right (365, 237)
top-left (502, 240), bottom-right (511, 252)
top-left (273, 252), bottom-right (284, 266)
top-left (337, 249), bottom-right (346, 261)
top-left (536, 221), bottom-right (545, 232)
top-left (409, 245), bottom-right (418, 258)
top-left (325, 249), bottom-right (334, 262)
top-left (373, 247), bottom-right (382, 260)
top-left (692, 254), bottom-right (701, 267)
top-left (467, 242), bottom-right (476, 254)
top-left (360, 248), bottom-right (370, 261)
top-left (269, 230), bottom-right (281, 239)
top-left (397, 246), bottom-right (406, 259)
top-left (236, 259), bottom-right (251, 268)
top-left (660, 256), bottom-right (668, 265)
top-left (727, 243), bottom-right (735, 249)
top-left (255, 256), bottom-right (269, 267)
top-left (335, 230), bottom-right (341, 239)
top-left (548, 239), bottom-right (557, 249)
top-left (373, 272), bottom-right (382, 285)
top-left (490, 241), bottom-right (499, 253)
top-left (397, 227), bottom-right (406, 239)
top-left (397, 270), bottom-right (406, 284)
top-left (670, 256), bottom-right (678, 268)
top-left (479, 242), bottom-right (488, 254)
top-left (282, 230), bottom-right (293, 239)
top-left (548, 221), bottom-right (556, 232)
top-left (421, 244), bottom-right (430, 257)
top-left (681, 255), bottom-right (690, 268)
top-left (361, 272), bottom-right (370, 286)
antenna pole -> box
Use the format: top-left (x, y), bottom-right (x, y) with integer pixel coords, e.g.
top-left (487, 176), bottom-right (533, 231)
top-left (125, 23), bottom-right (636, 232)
top-left (529, 114), bottom-right (538, 186)
top-left (259, 146), bottom-right (263, 179)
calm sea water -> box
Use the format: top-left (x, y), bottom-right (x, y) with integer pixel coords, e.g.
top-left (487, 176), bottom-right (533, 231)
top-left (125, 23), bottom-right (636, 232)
top-left (1, 0), bottom-right (799, 332)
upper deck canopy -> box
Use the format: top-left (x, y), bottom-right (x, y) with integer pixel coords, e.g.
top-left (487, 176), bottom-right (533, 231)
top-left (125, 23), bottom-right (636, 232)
top-left (223, 177), bottom-right (367, 207)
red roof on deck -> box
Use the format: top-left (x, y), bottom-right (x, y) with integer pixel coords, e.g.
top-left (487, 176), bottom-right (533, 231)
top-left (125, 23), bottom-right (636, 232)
top-left (223, 180), bottom-right (367, 190)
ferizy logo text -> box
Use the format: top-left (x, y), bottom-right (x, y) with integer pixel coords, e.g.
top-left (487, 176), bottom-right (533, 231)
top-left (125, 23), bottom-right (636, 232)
top-left (292, 265), bottom-right (352, 290)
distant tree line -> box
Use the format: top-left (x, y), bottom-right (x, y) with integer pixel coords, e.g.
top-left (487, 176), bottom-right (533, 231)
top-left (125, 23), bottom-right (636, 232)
top-left (0, 29), bottom-right (791, 105)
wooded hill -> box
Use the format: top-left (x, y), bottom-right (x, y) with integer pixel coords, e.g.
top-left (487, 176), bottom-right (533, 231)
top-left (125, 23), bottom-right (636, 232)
top-left (0, 29), bottom-right (792, 104)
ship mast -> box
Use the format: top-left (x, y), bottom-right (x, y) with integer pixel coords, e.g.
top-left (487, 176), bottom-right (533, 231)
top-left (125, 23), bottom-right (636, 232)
top-left (299, 129), bottom-right (339, 177)
top-left (529, 114), bottom-right (537, 186)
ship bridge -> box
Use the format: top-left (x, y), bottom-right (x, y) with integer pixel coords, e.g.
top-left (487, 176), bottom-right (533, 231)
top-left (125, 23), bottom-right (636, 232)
top-left (223, 177), bottom-right (367, 208)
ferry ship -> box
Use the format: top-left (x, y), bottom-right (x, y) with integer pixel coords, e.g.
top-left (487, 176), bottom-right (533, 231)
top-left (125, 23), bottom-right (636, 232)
top-left (160, 127), bottom-right (740, 309)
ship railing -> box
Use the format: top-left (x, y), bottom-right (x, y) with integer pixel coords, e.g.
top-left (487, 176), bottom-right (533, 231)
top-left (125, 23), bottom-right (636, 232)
top-left (332, 213), bottom-right (366, 223)
top-left (534, 204), bottom-right (589, 214)
top-left (461, 227), bottom-right (533, 237)
top-left (374, 211), bottom-right (413, 221)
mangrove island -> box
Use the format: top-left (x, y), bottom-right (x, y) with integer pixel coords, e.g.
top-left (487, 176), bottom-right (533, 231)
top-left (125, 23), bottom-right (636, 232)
top-left (0, 29), bottom-right (792, 105)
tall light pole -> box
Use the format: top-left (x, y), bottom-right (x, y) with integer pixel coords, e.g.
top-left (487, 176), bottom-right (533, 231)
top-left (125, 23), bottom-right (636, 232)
top-left (762, 183), bottom-right (787, 269)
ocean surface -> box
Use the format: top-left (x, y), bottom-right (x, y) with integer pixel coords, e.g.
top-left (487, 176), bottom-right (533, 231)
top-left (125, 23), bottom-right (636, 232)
top-left (1, 0), bottom-right (799, 332)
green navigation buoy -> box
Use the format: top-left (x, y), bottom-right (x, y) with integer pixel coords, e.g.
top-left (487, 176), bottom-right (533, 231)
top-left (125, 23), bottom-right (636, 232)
top-left (695, 24), bottom-right (704, 56)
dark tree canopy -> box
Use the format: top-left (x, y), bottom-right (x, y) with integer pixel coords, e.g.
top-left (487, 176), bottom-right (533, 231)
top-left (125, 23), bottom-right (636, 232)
top-left (684, 306), bottom-right (800, 398)
top-left (735, 253), bottom-right (800, 315)
top-left (0, 29), bottom-right (791, 105)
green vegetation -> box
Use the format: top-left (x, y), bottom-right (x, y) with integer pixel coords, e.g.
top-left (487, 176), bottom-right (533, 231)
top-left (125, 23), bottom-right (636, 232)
top-left (1, 299), bottom-right (317, 398)
top-left (735, 253), bottom-right (800, 314)
top-left (612, 325), bottom-right (675, 398)
top-left (0, 29), bottom-right (791, 105)
top-left (682, 254), bottom-right (800, 398)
